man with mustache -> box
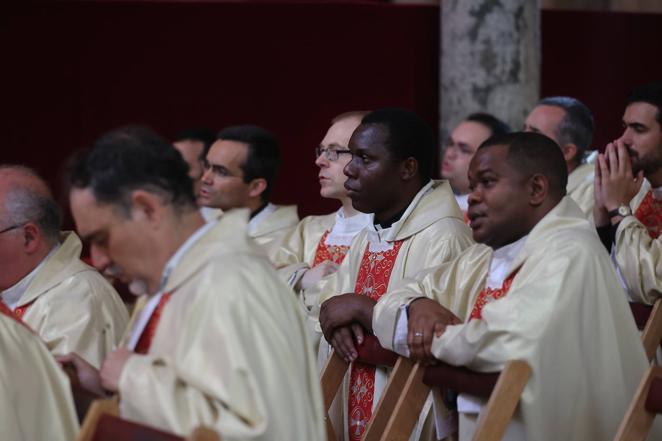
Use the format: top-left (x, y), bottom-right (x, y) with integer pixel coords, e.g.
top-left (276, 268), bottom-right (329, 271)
top-left (273, 111), bottom-right (372, 294)
top-left (61, 126), bottom-right (325, 439)
top-left (372, 132), bottom-right (654, 441)
top-left (594, 82), bottom-right (662, 304)
top-left (0, 165), bottom-right (128, 368)
top-left (314, 108), bottom-right (473, 441)
top-left (198, 125), bottom-right (299, 259)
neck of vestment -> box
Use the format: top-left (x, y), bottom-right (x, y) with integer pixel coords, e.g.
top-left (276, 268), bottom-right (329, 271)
top-left (124, 220), bottom-right (217, 352)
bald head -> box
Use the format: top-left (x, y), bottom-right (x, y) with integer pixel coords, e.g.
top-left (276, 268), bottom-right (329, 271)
top-left (0, 165), bottom-right (62, 245)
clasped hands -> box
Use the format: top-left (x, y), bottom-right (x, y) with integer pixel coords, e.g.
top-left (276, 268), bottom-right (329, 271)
top-left (319, 294), bottom-right (460, 364)
top-left (594, 139), bottom-right (644, 226)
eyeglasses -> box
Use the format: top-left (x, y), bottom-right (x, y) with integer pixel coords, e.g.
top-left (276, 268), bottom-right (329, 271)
top-left (0, 223), bottom-right (25, 235)
top-left (315, 146), bottom-right (352, 162)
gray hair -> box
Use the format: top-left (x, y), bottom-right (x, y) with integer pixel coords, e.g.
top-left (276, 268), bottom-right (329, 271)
top-left (1, 166), bottom-right (62, 245)
top-left (538, 96), bottom-right (594, 165)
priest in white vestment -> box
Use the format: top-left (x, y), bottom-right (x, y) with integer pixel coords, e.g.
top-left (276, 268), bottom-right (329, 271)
top-left (0, 309), bottom-right (78, 441)
top-left (0, 165), bottom-right (128, 368)
top-left (314, 109), bottom-right (474, 441)
top-left (272, 112), bottom-right (372, 293)
top-left (594, 82), bottom-right (662, 305)
top-left (61, 126), bottom-right (325, 440)
top-left (198, 124), bottom-right (298, 260)
top-left (373, 132), bottom-right (659, 441)
top-left (524, 96), bottom-right (596, 219)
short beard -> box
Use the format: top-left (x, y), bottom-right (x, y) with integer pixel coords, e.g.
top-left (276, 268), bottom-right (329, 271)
top-left (633, 154), bottom-right (662, 176)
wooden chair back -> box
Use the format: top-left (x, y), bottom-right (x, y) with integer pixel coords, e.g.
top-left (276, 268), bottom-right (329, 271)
top-left (374, 359), bottom-right (531, 441)
top-left (614, 366), bottom-right (662, 441)
top-left (76, 397), bottom-right (220, 441)
top-left (629, 299), bottom-right (662, 361)
top-left (319, 334), bottom-right (411, 441)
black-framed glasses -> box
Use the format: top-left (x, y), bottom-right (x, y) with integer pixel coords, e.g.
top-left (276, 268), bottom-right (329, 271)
top-left (0, 223), bottom-right (25, 235)
top-left (315, 146), bottom-right (352, 162)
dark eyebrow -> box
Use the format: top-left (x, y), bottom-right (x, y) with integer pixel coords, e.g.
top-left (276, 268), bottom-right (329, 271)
top-left (211, 163), bottom-right (230, 174)
top-left (325, 143), bottom-right (347, 150)
top-left (80, 229), bottom-right (104, 244)
top-left (626, 122), bottom-right (647, 131)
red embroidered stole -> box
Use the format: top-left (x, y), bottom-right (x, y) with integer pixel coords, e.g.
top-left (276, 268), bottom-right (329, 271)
top-left (312, 230), bottom-right (350, 266)
top-left (13, 300), bottom-right (35, 320)
top-left (134, 292), bottom-right (172, 354)
top-left (0, 301), bottom-right (31, 330)
top-left (348, 240), bottom-right (404, 441)
top-left (469, 269), bottom-right (519, 320)
top-left (635, 190), bottom-right (662, 239)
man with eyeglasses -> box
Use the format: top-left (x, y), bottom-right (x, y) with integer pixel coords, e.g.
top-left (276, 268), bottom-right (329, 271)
top-left (272, 111), bottom-right (372, 347)
top-left (0, 165), bottom-right (128, 368)
top-left (198, 125), bottom-right (299, 259)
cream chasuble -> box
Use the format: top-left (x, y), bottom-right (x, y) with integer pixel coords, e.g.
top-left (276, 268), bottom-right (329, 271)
top-left (272, 209), bottom-right (373, 290)
top-left (2, 231), bottom-right (129, 368)
top-left (248, 203), bottom-right (299, 261)
top-left (614, 179), bottom-right (662, 305)
top-left (374, 197), bottom-right (658, 441)
top-left (566, 162), bottom-right (594, 220)
top-left (0, 313), bottom-right (78, 441)
top-left (117, 209), bottom-right (325, 440)
top-left (306, 180), bottom-right (473, 441)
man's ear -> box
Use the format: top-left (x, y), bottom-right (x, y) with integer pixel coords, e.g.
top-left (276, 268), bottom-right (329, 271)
top-left (22, 222), bottom-right (42, 254)
top-left (561, 143), bottom-right (578, 165)
top-left (528, 173), bottom-right (549, 206)
top-left (400, 157), bottom-right (419, 181)
top-left (248, 178), bottom-right (267, 199)
top-left (130, 190), bottom-right (163, 227)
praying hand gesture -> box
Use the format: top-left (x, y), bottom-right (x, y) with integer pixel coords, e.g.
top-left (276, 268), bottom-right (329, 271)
top-left (594, 140), bottom-right (644, 226)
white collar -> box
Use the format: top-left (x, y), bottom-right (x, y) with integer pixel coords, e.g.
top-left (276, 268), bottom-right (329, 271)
top-left (248, 203), bottom-right (277, 234)
top-left (454, 193), bottom-right (469, 213)
top-left (1, 244), bottom-right (60, 309)
top-left (325, 209), bottom-right (373, 246)
top-left (485, 235), bottom-right (528, 289)
top-left (366, 180), bottom-right (434, 251)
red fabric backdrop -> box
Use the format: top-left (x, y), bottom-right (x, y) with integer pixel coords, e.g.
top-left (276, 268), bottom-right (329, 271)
top-left (1, 2), bottom-right (661, 222)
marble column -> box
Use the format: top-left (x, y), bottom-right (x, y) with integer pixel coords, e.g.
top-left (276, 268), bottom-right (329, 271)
top-left (440, 0), bottom-right (541, 141)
